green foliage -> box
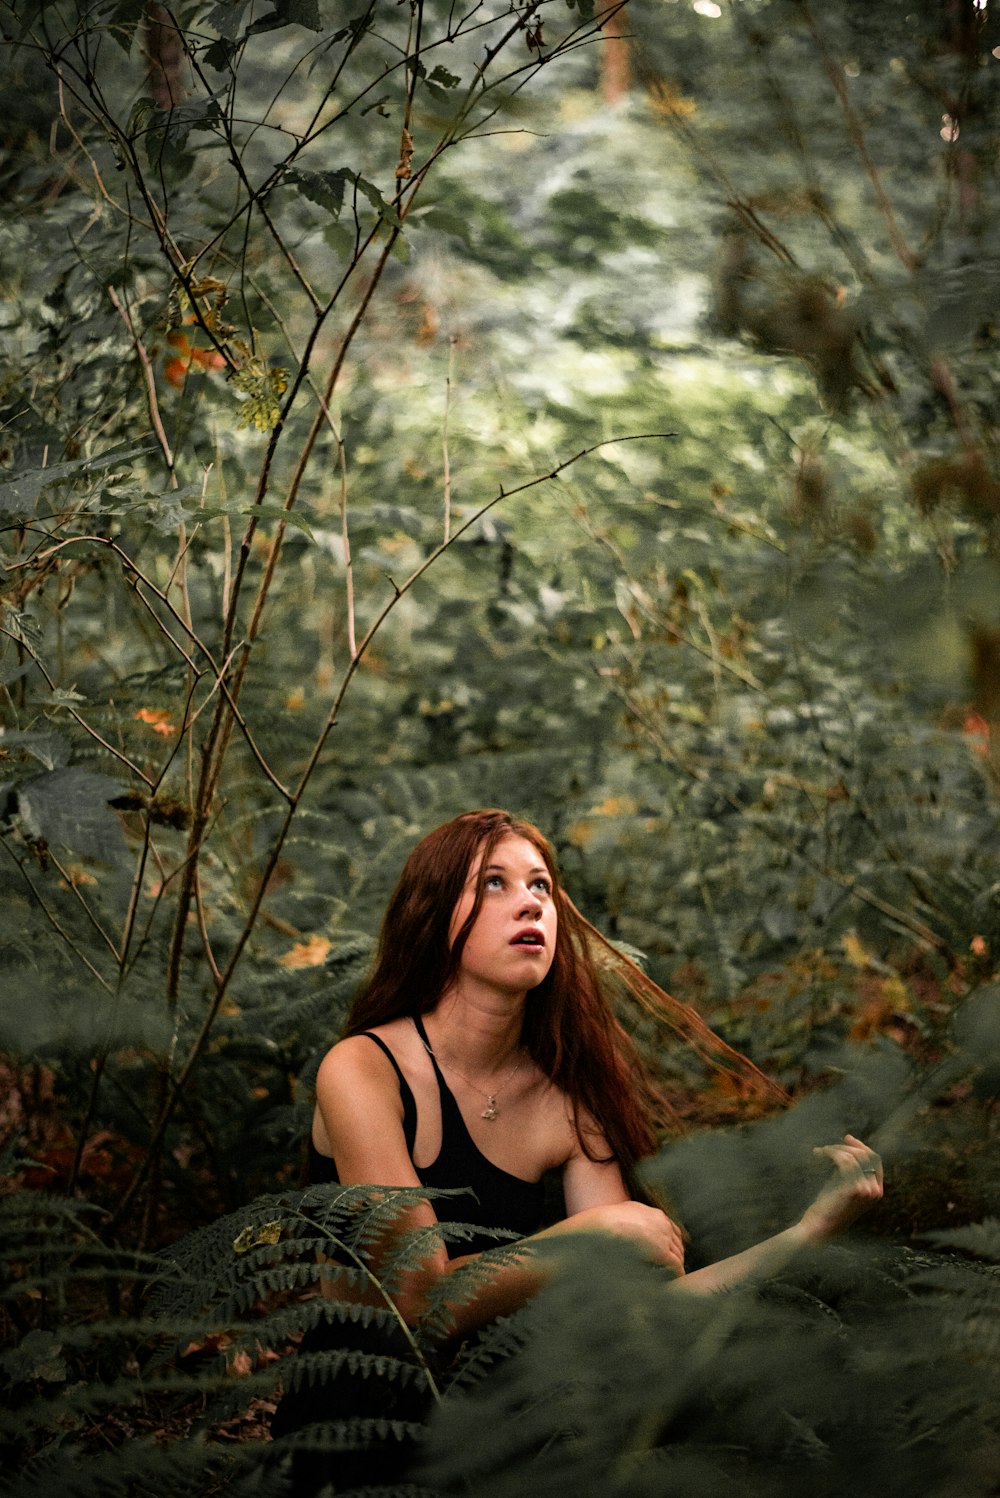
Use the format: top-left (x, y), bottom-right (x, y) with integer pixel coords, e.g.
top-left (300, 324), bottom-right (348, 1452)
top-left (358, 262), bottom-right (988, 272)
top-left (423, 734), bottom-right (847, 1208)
top-left (2, 0), bottom-right (1000, 1491)
top-left (423, 1232), bottom-right (1000, 1498)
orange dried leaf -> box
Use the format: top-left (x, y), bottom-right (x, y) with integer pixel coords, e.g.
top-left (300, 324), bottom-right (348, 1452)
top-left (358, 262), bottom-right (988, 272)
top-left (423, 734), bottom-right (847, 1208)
top-left (963, 710), bottom-right (991, 758)
top-left (164, 357), bottom-right (189, 388)
top-left (191, 346), bottom-right (227, 371)
top-left (136, 707), bottom-right (177, 736)
top-left (279, 934), bottom-right (332, 969)
top-left (593, 796), bottom-right (639, 818)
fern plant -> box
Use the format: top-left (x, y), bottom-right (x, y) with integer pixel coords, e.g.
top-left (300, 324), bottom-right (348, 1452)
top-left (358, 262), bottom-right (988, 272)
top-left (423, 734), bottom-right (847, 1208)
top-left (1, 1172), bottom-right (526, 1498)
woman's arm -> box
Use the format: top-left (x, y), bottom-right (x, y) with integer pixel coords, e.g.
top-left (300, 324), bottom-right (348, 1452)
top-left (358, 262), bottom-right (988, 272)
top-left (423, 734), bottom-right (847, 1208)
top-left (670, 1134), bottom-right (884, 1295)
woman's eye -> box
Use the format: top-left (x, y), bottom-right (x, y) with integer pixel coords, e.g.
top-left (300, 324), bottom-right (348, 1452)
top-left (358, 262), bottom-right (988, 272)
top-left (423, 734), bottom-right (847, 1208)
top-left (484, 874), bottom-right (504, 890)
top-left (533, 878), bottom-right (552, 894)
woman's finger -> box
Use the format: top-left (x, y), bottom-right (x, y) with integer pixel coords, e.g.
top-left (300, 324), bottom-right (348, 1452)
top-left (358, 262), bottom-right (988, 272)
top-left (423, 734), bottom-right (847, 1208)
top-left (812, 1136), bottom-right (883, 1184)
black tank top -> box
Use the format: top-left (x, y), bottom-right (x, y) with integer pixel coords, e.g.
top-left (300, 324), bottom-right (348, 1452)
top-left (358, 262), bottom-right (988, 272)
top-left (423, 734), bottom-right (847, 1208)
top-left (308, 1015), bottom-right (547, 1257)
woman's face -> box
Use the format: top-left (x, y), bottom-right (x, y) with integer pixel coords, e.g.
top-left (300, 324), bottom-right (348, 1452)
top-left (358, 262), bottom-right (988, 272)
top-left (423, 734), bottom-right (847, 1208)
top-left (448, 833), bottom-right (557, 995)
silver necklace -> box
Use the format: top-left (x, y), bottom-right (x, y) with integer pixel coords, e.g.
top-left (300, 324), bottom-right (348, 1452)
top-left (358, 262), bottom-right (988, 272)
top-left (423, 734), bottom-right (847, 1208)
top-left (417, 1022), bottom-right (523, 1122)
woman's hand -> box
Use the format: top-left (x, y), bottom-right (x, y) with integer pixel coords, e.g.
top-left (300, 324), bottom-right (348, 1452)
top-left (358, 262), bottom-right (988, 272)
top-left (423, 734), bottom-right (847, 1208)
top-left (555, 1201), bottom-right (686, 1277)
top-left (797, 1133), bottom-right (883, 1243)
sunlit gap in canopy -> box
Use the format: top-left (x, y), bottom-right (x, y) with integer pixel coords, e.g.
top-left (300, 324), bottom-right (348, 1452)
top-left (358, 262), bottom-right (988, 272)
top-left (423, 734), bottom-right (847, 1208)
top-left (692, 1), bottom-right (723, 17)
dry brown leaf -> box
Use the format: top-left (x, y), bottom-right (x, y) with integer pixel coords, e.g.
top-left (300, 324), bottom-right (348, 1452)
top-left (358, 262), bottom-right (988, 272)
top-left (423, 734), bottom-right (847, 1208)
top-left (278, 934), bottom-right (332, 969)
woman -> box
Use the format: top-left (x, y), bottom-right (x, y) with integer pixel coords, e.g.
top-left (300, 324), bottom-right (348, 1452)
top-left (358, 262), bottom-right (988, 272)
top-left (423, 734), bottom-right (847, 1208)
top-left (273, 809), bottom-right (883, 1484)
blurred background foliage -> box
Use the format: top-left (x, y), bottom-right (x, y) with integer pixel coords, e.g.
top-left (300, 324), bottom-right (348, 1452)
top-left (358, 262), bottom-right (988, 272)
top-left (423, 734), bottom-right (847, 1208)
top-left (2, 0), bottom-right (1000, 1491)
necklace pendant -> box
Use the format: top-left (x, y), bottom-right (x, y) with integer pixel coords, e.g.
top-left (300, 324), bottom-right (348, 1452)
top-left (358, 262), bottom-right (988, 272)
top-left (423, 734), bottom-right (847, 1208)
top-left (481, 1097), bottom-right (498, 1121)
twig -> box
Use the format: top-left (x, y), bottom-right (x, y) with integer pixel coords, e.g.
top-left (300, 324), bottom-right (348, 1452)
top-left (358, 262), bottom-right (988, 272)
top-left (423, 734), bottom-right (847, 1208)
top-left (0, 835), bottom-right (115, 994)
top-left (106, 284), bottom-right (176, 478)
top-left (337, 427), bottom-right (357, 661)
top-left (796, 0), bottom-right (917, 273)
top-left (443, 335), bottom-right (456, 543)
top-left (0, 623), bottom-right (155, 788)
top-left (46, 848), bottom-right (122, 962)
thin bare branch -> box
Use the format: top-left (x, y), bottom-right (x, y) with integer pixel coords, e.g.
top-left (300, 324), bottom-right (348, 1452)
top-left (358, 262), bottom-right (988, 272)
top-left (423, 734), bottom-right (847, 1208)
top-left (0, 623), bottom-right (155, 788)
top-left (106, 284), bottom-right (176, 478)
top-left (0, 835), bottom-right (116, 994)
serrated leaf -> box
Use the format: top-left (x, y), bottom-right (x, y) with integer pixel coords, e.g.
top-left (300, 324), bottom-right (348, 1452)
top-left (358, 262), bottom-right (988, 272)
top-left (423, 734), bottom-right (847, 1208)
top-left (280, 0), bottom-right (321, 29)
top-left (428, 65), bottom-right (461, 89)
top-left (421, 207), bottom-right (472, 246)
top-left (0, 1330), bottom-right (67, 1386)
top-left (355, 175), bottom-right (402, 229)
top-left (234, 504), bottom-right (315, 540)
top-left (145, 98), bottom-right (223, 169)
top-left (103, 0), bottom-right (147, 52)
top-left (283, 167), bottom-right (350, 220)
top-left (0, 730), bottom-right (72, 772)
top-left (0, 445), bottom-right (151, 518)
top-left (206, 0), bottom-right (252, 39)
top-left (203, 35), bottom-right (236, 70)
top-left (246, 0), bottom-right (320, 36)
top-left (924, 262), bottom-right (1000, 352)
top-left (125, 96), bottom-right (156, 141)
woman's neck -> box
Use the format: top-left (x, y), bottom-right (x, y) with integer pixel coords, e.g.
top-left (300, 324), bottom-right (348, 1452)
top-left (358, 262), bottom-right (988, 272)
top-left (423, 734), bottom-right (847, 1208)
top-left (424, 987), bottom-right (525, 1076)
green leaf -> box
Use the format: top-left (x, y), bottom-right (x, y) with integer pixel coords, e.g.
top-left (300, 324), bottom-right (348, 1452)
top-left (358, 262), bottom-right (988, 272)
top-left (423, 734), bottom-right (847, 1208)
top-left (203, 35), bottom-right (236, 69)
top-left (15, 767), bottom-right (126, 863)
top-left (420, 205), bottom-right (473, 246)
top-left (283, 166), bottom-right (351, 220)
top-left (125, 96), bottom-right (156, 141)
top-left (233, 503), bottom-right (315, 541)
top-left (924, 262), bottom-right (1000, 352)
top-left (145, 98), bottom-right (223, 169)
top-left (0, 1330), bottom-right (67, 1386)
top-left (101, 0), bottom-right (147, 52)
top-left (425, 64), bottom-right (462, 104)
top-left (922, 1218), bottom-right (1000, 1263)
top-left (0, 730), bottom-right (72, 771)
top-left (206, 0), bottom-right (253, 39)
top-left (276, 0), bottom-right (321, 29)
top-left (0, 447), bottom-right (150, 518)
top-left (246, 0), bottom-right (321, 36)
top-left (0, 608), bottom-right (42, 646)
top-left (355, 175), bottom-right (402, 229)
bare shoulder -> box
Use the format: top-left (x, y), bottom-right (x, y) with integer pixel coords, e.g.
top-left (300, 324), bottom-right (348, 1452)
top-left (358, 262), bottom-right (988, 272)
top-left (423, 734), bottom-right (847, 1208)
top-left (312, 1027), bottom-right (412, 1168)
top-left (316, 1023), bottom-right (409, 1092)
top-left (557, 1092), bottom-right (610, 1160)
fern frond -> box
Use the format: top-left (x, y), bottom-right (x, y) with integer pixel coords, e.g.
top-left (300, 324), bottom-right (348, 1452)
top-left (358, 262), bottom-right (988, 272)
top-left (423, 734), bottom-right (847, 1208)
top-left (922, 1219), bottom-right (1000, 1263)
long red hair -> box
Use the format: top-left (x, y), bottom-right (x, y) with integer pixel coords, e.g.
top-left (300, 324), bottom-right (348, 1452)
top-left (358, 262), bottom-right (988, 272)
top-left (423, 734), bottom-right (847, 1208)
top-left (344, 809), bottom-right (785, 1176)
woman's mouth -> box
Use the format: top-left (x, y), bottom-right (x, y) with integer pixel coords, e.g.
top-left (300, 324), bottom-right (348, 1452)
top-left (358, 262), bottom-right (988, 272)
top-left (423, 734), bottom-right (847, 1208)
top-left (511, 929), bottom-right (545, 947)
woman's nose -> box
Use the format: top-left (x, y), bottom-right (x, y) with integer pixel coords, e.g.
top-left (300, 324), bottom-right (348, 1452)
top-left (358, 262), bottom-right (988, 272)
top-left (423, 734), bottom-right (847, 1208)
top-left (517, 889), bottom-right (542, 918)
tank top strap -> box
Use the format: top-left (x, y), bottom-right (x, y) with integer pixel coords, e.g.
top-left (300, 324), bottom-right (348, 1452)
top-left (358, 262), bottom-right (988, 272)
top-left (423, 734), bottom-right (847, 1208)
top-left (359, 1031), bottom-right (418, 1153)
top-left (411, 1012), bottom-right (448, 1091)
top-left (411, 1012), bottom-right (489, 1144)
